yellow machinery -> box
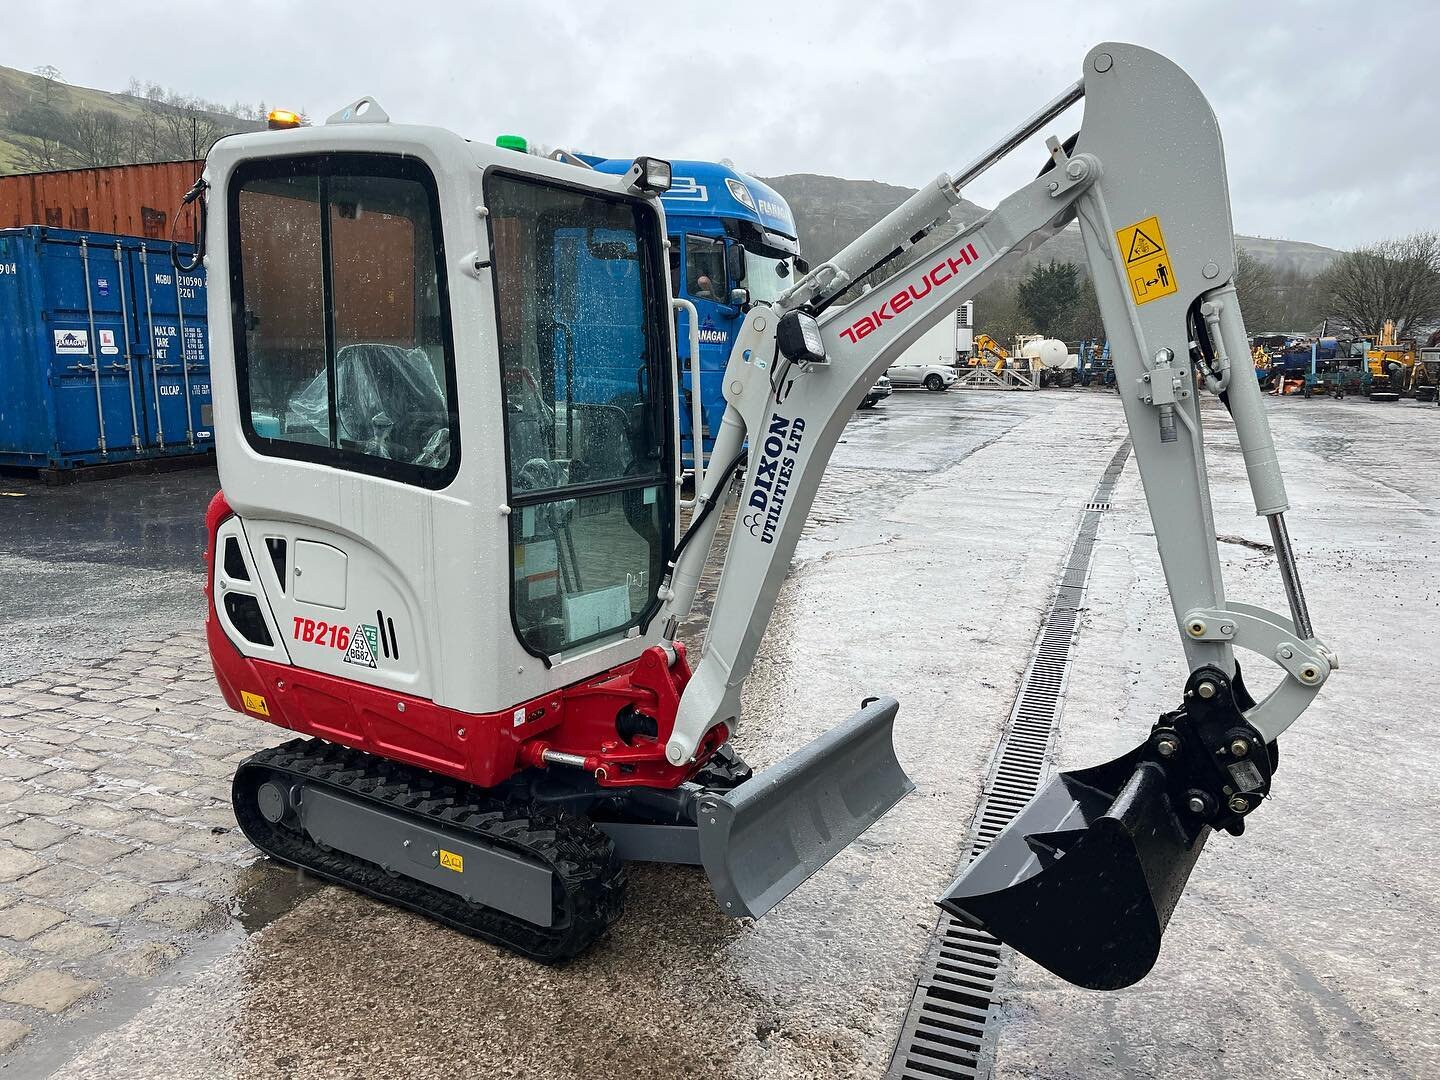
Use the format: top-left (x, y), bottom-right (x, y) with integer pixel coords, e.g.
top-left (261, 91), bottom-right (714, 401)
top-left (1412, 347), bottom-right (1440, 402)
top-left (1366, 320), bottom-right (1416, 401)
top-left (971, 332), bottom-right (1010, 371)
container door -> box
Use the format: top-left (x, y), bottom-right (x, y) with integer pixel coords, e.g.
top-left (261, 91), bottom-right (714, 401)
top-left (129, 243), bottom-right (213, 450)
top-left (0, 232), bottom-right (52, 462)
top-left (40, 235), bottom-right (147, 459)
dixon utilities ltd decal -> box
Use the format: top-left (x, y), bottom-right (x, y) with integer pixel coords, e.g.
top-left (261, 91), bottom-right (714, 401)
top-left (742, 412), bottom-right (807, 544)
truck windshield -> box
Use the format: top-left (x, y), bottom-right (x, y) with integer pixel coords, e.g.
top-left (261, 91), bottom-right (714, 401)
top-left (485, 172), bottom-right (673, 658)
top-left (744, 251), bottom-right (793, 305)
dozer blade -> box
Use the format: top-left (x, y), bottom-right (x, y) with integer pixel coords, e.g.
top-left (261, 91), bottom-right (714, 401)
top-left (697, 696), bottom-right (914, 919)
top-left (939, 745), bottom-right (1209, 991)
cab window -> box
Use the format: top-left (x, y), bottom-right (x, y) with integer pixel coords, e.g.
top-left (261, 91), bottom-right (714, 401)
top-left (485, 172), bottom-right (673, 658)
top-left (229, 154), bottom-right (458, 486)
top-left (684, 234), bottom-right (727, 303)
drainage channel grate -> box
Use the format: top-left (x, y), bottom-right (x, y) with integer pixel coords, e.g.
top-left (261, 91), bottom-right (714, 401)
top-left (886, 439), bottom-right (1131, 1080)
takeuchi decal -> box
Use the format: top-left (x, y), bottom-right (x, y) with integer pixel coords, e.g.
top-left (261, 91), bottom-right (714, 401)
top-left (839, 242), bottom-right (982, 344)
top-left (742, 412), bottom-right (806, 544)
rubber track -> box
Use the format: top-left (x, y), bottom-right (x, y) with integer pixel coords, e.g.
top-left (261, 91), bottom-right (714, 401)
top-left (233, 738), bottom-right (627, 962)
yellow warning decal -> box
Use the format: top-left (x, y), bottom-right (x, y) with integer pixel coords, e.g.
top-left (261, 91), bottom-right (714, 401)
top-left (1115, 215), bottom-right (1178, 306)
top-left (240, 691), bottom-right (270, 717)
top-left (439, 849), bottom-right (464, 873)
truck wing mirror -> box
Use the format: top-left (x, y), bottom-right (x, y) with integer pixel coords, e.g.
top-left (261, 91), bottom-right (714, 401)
top-left (726, 243), bottom-right (746, 284)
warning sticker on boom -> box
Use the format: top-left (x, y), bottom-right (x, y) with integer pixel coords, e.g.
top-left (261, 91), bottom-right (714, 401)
top-left (1115, 216), bottom-right (1178, 306)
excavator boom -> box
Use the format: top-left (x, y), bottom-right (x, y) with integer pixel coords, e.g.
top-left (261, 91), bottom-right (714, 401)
top-left (658, 42), bottom-right (1333, 987)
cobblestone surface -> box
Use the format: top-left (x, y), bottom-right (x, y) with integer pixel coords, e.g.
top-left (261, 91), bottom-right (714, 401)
top-left (0, 629), bottom-right (274, 1061)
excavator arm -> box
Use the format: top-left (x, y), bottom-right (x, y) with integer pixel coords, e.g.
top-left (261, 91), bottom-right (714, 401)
top-left (657, 42), bottom-right (1334, 989)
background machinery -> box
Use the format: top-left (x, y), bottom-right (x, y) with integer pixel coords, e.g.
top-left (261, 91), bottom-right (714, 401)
top-left (1019, 334), bottom-right (1077, 387)
top-left (1413, 345), bottom-right (1440, 402)
top-left (1076, 338), bottom-right (1114, 386)
top-left (1366, 320), bottom-right (1414, 401)
top-left (199, 43), bottom-right (1332, 991)
top-left (964, 332), bottom-right (1039, 389)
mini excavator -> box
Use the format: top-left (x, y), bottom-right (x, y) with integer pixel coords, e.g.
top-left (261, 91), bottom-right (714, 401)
top-left (196, 43), bottom-right (1333, 989)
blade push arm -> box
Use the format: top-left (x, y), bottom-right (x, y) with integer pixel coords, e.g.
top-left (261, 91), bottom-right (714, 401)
top-left (660, 42), bottom-right (1332, 771)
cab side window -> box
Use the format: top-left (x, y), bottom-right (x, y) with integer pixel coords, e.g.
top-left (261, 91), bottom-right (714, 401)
top-left (486, 172), bottom-right (674, 658)
top-left (231, 154), bottom-right (458, 486)
top-left (684, 234), bottom-right (726, 302)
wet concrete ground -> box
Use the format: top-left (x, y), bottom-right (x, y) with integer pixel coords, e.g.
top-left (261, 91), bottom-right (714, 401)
top-left (0, 469), bottom-right (217, 684)
top-left (0, 389), bottom-right (1435, 1077)
top-left (989, 396), bottom-right (1440, 1080)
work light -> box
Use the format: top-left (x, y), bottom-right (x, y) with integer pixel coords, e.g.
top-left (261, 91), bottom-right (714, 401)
top-left (629, 156), bottom-right (672, 194)
top-left (777, 311), bottom-right (828, 366)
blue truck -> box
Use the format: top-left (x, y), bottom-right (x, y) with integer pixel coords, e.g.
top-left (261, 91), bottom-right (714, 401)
top-left (582, 157), bottom-right (802, 471)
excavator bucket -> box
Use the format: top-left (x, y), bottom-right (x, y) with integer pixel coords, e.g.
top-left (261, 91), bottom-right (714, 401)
top-left (939, 745), bottom-right (1209, 990)
top-left (697, 696), bottom-right (914, 919)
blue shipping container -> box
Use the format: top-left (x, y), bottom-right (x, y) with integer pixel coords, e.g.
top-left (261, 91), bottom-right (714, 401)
top-left (0, 226), bottom-right (213, 471)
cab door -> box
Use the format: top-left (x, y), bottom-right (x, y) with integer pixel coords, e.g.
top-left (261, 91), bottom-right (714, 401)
top-left (484, 171), bottom-right (675, 660)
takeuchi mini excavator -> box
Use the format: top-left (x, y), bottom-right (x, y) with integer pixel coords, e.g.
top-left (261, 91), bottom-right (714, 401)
top-left (198, 43), bottom-right (1333, 990)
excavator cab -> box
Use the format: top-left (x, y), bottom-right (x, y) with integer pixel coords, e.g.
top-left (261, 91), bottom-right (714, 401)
top-left (201, 104), bottom-right (912, 958)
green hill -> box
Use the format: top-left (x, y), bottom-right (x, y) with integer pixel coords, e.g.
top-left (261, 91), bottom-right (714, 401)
top-left (0, 64), bottom-right (262, 175)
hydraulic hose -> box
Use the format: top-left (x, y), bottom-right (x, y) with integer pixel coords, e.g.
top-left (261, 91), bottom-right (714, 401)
top-left (670, 448), bottom-right (747, 565)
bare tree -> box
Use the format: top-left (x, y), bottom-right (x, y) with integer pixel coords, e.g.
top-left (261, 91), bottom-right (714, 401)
top-left (1269, 264), bottom-right (1328, 331)
top-left (66, 108), bottom-right (127, 168)
top-left (16, 132), bottom-right (70, 171)
top-left (1234, 246), bottom-right (1280, 331)
top-left (32, 65), bottom-right (64, 104)
top-left (1320, 232), bottom-right (1440, 337)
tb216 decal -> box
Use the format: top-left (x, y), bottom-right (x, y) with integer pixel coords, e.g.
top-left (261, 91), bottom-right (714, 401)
top-left (292, 617), bottom-right (380, 668)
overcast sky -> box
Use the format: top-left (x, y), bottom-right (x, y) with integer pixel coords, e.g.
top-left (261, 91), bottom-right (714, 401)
top-left (5, 1), bottom-right (1435, 249)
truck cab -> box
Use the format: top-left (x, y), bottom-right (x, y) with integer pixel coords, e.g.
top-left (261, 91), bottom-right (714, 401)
top-left (581, 157), bottom-right (801, 471)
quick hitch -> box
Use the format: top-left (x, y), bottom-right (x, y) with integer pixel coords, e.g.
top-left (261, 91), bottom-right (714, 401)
top-left (1148, 665), bottom-right (1276, 838)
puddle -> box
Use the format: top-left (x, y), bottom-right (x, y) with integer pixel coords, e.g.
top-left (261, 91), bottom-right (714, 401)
top-left (229, 863), bottom-right (327, 934)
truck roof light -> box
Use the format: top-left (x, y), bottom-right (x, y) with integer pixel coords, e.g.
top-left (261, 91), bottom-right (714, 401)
top-left (496, 134), bottom-right (529, 153)
top-left (267, 109), bottom-right (303, 130)
top-left (628, 156), bottom-right (672, 195)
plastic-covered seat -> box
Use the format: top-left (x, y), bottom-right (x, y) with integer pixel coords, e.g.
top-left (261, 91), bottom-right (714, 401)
top-left (286, 343), bottom-right (450, 466)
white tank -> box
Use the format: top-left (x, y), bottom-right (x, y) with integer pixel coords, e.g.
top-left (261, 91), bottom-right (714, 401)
top-left (1020, 337), bottom-right (1071, 369)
